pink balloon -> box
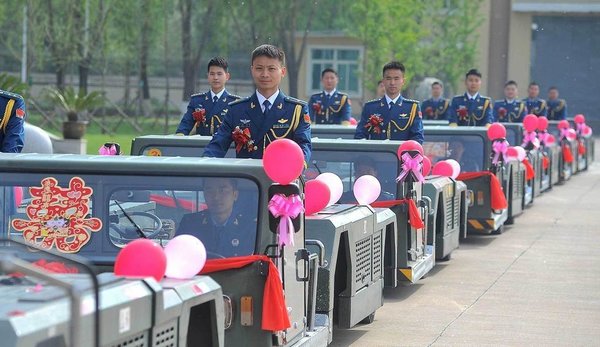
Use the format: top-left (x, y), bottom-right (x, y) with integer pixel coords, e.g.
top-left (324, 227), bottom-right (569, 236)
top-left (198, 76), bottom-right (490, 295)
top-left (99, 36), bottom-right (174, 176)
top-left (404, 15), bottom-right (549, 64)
top-left (522, 114), bottom-right (538, 132)
top-left (164, 235), bottom-right (207, 279)
top-left (506, 146), bottom-right (519, 161)
top-left (487, 123), bottom-right (506, 140)
top-left (305, 179), bottom-right (330, 215)
top-left (567, 128), bottom-right (577, 141)
top-left (316, 172), bottom-right (344, 206)
top-left (574, 114), bottom-right (585, 124)
top-left (422, 156), bottom-right (432, 176)
top-left (557, 120), bottom-right (570, 130)
top-left (582, 125), bottom-right (593, 138)
top-left (115, 239), bottom-right (167, 282)
top-left (546, 134), bottom-right (556, 145)
top-left (515, 146), bottom-right (526, 162)
top-left (349, 117), bottom-right (358, 125)
top-left (263, 139), bottom-right (305, 185)
top-left (432, 161), bottom-right (454, 177)
top-left (398, 140), bottom-right (424, 157)
top-left (537, 116), bottom-right (549, 131)
top-left (353, 175), bottom-right (381, 205)
top-left (446, 159), bottom-right (461, 179)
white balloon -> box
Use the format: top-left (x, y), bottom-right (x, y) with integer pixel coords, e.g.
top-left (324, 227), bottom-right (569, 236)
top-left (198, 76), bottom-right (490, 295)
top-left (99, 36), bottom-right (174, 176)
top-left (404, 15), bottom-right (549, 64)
top-left (353, 175), bottom-right (381, 205)
top-left (445, 159), bottom-right (461, 179)
top-left (515, 146), bottom-right (527, 162)
top-left (316, 172), bottom-right (344, 206)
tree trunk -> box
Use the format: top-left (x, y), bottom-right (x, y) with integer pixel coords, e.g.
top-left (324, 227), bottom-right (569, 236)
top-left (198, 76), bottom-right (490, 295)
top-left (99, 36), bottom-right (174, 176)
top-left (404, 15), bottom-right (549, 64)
top-left (139, 0), bottom-right (151, 100)
top-left (180, 0), bottom-right (195, 100)
top-left (124, 61), bottom-right (131, 106)
top-left (79, 64), bottom-right (89, 94)
top-left (56, 67), bottom-right (65, 91)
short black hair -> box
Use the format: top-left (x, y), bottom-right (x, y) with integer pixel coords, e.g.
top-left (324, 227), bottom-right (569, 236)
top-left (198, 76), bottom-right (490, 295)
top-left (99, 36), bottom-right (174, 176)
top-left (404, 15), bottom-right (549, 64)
top-left (207, 57), bottom-right (228, 72)
top-left (431, 81), bottom-right (443, 88)
top-left (548, 86), bottom-right (558, 91)
top-left (202, 177), bottom-right (238, 190)
top-left (504, 80), bottom-right (518, 87)
top-left (321, 68), bottom-right (338, 78)
top-left (382, 61), bottom-right (405, 76)
top-left (465, 69), bottom-right (482, 79)
top-left (251, 44), bottom-right (286, 66)
top-left (528, 81), bottom-right (539, 88)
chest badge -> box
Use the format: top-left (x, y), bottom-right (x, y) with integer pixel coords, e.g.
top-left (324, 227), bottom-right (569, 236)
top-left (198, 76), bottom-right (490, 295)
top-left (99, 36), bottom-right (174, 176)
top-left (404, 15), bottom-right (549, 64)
top-left (240, 119), bottom-right (251, 125)
top-left (250, 102), bottom-right (256, 109)
top-left (399, 113), bottom-right (408, 118)
top-left (278, 118), bottom-right (288, 124)
top-left (231, 239), bottom-right (240, 247)
top-left (277, 103), bottom-right (283, 109)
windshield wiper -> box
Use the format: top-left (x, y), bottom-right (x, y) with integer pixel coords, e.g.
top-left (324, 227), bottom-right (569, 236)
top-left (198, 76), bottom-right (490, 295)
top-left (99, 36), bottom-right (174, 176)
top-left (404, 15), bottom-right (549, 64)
top-left (113, 200), bottom-right (147, 239)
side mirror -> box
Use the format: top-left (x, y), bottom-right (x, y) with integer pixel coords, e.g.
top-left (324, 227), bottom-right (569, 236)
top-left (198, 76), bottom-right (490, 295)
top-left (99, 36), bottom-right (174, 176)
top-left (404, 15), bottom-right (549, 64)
top-left (268, 183), bottom-right (302, 234)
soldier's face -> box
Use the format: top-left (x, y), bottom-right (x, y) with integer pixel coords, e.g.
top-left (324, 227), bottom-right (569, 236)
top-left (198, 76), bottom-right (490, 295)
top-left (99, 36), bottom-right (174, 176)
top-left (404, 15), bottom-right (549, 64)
top-left (207, 66), bottom-right (230, 92)
top-left (431, 84), bottom-right (443, 98)
top-left (548, 89), bottom-right (559, 100)
top-left (465, 75), bottom-right (481, 94)
top-left (504, 85), bottom-right (517, 99)
top-left (356, 164), bottom-right (377, 178)
top-left (528, 85), bottom-right (539, 98)
top-left (204, 179), bottom-right (238, 218)
top-left (321, 72), bottom-right (338, 92)
top-left (251, 56), bottom-right (286, 93)
top-left (382, 69), bottom-right (404, 98)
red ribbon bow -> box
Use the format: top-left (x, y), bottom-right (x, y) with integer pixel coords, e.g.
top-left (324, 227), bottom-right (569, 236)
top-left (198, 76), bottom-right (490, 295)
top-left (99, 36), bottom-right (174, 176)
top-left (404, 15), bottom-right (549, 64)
top-left (498, 107), bottom-right (507, 119)
top-left (192, 108), bottom-right (206, 125)
top-left (365, 114), bottom-right (384, 134)
top-left (232, 126), bottom-right (255, 153)
top-left (457, 107), bottom-right (468, 120)
top-left (425, 106), bottom-right (434, 116)
top-left (312, 102), bottom-right (321, 113)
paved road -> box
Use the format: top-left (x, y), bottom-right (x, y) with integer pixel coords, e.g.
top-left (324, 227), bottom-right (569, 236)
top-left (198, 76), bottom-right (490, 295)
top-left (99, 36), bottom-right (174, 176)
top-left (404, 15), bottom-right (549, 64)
top-left (331, 149), bottom-right (600, 346)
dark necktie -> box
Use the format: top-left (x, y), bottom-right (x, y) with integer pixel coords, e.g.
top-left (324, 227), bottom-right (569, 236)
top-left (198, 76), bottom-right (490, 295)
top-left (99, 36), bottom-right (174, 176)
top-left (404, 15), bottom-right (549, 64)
top-left (263, 100), bottom-right (271, 115)
top-left (389, 101), bottom-right (394, 110)
top-left (213, 95), bottom-right (218, 104)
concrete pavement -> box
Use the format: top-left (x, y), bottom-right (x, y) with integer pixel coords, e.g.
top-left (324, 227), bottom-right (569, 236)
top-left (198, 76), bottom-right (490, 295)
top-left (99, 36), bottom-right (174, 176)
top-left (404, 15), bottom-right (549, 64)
top-left (331, 151), bottom-right (600, 346)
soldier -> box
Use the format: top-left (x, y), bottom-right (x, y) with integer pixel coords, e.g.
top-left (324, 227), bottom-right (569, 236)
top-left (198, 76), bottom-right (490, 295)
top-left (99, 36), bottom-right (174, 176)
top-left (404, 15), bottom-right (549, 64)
top-left (448, 69), bottom-right (493, 126)
top-left (523, 82), bottom-right (547, 117)
top-left (493, 80), bottom-right (527, 123)
top-left (177, 178), bottom-right (256, 258)
top-left (421, 81), bottom-right (450, 120)
top-left (546, 86), bottom-right (567, 120)
top-left (308, 68), bottom-right (352, 125)
top-left (176, 57), bottom-right (240, 136)
top-left (355, 61), bottom-right (424, 143)
top-left (204, 44), bottom-right (311, 163)
top-left (0, 89), bottom-right (26, 153)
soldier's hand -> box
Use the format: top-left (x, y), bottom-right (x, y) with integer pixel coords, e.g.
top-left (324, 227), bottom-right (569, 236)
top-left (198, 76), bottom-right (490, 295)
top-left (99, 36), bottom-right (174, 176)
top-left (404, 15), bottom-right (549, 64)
top-left (449, 123), bottom-right (458, 127)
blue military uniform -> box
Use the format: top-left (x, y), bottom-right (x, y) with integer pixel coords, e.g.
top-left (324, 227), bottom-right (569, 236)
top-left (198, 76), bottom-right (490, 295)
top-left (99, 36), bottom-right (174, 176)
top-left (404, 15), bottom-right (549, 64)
top-left (177, 210), bottom-right (256, 258)
top-left (354, 96), bottom-right (424, 143)
top-left (547, 98), bottom-right (567, 120)
top-left (176, 90), bottom-right (240, 136)
top-left (448, 93), bottom-right (493, 126)
top-left (308, 90), bottom-right (351, 124)
top-left (493, 99), bottom-right (527, 123)
top-left (421, 97), bottom-right (450, 120)
top-left (0, 90), bottom-right (26, 153)
top-left (203, 91), bottom-right (312, 162)
top-left (523, 98), bottom-right (547, 117)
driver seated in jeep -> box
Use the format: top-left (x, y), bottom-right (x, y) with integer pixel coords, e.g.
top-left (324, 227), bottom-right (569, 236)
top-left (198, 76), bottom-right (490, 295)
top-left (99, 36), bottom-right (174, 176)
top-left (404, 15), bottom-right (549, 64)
top-left (339, 155), bottom-right (396, 203)
top-left (448, 140), bottom-right (481, 172)
top-left (177, 177), bottom-right (255, 258)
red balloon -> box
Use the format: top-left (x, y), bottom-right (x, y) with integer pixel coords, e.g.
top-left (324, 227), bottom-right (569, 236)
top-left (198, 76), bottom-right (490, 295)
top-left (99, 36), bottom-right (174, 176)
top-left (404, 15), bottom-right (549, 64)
top-left (487, 123), bottom-right (506, 140)
top-left (263, 139), bottom-right (305, 185)
top-left (432, 161), bottom-right (454, 177)
top-left (522, 114), bottom-right (538, 132)
top-left (349, 117), bottom-right (358, 125)
top-left (115, 239), bottom-right (167, 282)
top-left (537, 116), bottom-right (549, 131)
top-left (557, 120), bottom-right (570, 130)
top-left (305, 179), bottom-right (330, 215)
top-left (397, 140), bottom-right (423, 157)
top-left (506, 147), bottom-right (519, 160)
top-left (422, 156), bottom-right (432, 176)
top-left (574, 114), bottom-right (585, 124)
top-left (546, 134), bottom-right (556, 145)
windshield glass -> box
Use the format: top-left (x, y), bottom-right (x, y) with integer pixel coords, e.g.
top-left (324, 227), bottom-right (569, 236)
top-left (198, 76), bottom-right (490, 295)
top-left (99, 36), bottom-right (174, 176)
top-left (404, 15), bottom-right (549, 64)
top-left (141, 144), bottom-right (236, 158)
top-left (1, 174), bottom-right (259, 260)
top-left (306, 150), bottom-right (398, 202)
top-left (423, 134), bottom-right (486, 172)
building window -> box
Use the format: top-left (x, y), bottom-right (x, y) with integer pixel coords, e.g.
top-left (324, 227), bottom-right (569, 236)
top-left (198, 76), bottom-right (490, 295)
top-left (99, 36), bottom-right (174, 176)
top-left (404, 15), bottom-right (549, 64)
top-left (308, 47), bottom-right (362, 97)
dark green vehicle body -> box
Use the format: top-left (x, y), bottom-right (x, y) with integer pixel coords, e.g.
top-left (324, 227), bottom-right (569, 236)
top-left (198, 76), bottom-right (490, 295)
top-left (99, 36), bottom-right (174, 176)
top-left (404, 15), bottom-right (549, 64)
top-left (0, 154), bottom-right (328, 347)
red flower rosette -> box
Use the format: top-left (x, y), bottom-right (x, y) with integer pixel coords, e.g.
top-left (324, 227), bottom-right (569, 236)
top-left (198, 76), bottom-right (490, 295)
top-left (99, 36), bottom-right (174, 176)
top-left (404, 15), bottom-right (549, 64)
top-left (232, 126), bottom-right (255, 153)
top-left (457, 106), bottom-right (468, 121)
top-left (365, 114), bottom-right (384, 134)
top-left (312, 102), bottom-right (321, 113)
top-left (498, 107), bottom-right (507, 119)
top-left (425, 106), bottom-right (434, 117)
top-left (192, 108), bottom-right (206, 127)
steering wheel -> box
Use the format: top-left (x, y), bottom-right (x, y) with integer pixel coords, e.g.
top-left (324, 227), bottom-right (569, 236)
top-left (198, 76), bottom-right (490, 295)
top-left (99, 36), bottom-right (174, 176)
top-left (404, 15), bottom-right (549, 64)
top-left (206, 251), bottom-right (226, 259)
top-left (109, 211), bottom-right (164, 239)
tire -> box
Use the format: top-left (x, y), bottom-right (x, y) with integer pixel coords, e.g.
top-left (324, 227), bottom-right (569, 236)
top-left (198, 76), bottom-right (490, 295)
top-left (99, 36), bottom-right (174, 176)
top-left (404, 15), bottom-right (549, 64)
top-left (440, 252), bottom-right (452, 262)
top-left (492, 225), bottom-right (504, 235)
top-left (505, 216), bottom-right (515, 225)
top-left (360, 313), bottom-right (375, 324)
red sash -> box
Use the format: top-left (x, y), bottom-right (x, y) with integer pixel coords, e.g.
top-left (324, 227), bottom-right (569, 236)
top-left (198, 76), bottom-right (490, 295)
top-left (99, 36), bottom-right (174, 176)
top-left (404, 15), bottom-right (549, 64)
top-left (523, 159), bottom-right (535, 181)
top-left (456, 171), bottom-right (507, 210)
top-left (370, 199), bottom-right (425, 229)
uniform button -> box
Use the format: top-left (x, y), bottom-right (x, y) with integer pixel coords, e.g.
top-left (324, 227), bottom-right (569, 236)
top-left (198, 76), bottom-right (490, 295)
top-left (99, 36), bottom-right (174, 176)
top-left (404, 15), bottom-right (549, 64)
top-left (382, 130), bottom-right (386, 133)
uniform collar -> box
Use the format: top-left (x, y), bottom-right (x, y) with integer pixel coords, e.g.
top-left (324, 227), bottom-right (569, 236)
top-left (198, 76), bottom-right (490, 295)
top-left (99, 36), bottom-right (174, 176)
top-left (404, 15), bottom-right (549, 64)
top-left (505, 98), bottom-right (515, 104)
top-left (256, 89), bottom-right (280, 109)
top-left (385, 94), bottom-right (402, 105)
top-left (431, 97), bottom-right (443, 102)
top-left (323, 89), bottom-right (337, 97)
top-left (210, 89), bottom-right (226, 100)
top-left (466, 92), bottom-right (479, 100)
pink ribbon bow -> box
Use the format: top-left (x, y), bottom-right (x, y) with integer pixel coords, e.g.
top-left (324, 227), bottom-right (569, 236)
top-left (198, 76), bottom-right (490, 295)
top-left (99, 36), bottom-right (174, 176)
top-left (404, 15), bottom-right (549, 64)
top-left (521, 131), bottom-right (539, 149)
top-left (559, 128), bottom-right (569, 141)
top-left (396, 152), bottom-right (424, 183)
top-left (268, 194), bottom-right (304, 247)
top-left (538, 131), bottom-right (549, 146)
top-left (576, 123), bottom-right (585, 135)
top-left (492, 140), bottom-right (509, 165)
top-left (99, 145), bottom-right (117, 156)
